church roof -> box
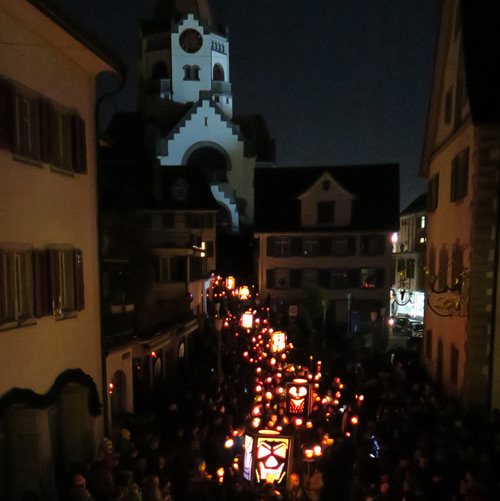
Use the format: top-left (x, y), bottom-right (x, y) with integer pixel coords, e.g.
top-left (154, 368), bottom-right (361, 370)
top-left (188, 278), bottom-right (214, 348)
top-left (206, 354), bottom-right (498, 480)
top-left (462, 0), bottom-right (500, 123)
top-left (147, 100), bottom-right (194, 135)
top-left (254, 165), bottom-right (400, 233)
top-left (141, 0), bottom-right (224, 37)
top-left (143, 166), bottom-right (220, 211)
top-left (232, 115), bottom-right (276, 163)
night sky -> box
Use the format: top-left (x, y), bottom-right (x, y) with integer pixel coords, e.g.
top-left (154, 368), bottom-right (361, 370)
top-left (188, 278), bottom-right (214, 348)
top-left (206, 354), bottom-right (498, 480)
top-left (57, 0), bottom-right (439, 210)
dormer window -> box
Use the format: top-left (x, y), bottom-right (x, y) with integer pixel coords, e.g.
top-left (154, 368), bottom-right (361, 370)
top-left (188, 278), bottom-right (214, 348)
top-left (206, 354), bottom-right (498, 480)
top-left (172, 179), bottom-right (188, 201)
top-left (317, 201), bottom-right (335, 225)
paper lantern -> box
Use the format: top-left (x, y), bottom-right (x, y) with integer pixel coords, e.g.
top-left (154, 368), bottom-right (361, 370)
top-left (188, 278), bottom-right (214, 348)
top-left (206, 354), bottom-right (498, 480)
top-left (286, 379), bottom-right (313, 417)
top-left (243, 429), bottom-right (292, 486)
top-left (242, 310), bottom-right (254, 329)
top-left (270, 331), bottom-right (287, 353)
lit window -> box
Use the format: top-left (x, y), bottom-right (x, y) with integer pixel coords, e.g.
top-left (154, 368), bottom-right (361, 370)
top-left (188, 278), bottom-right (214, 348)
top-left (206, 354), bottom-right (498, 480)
top-left (420, 216), bottom-right (426, 229)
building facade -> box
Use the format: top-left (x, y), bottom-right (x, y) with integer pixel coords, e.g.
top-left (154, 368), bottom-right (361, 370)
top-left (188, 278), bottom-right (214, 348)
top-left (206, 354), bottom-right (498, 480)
top-left (254, 166), bottom-right (399, 350)
top-left (0, 0), bottom-right (122, 498)
top-left (420, 0), bottom-right (500, 409)
top-left (391, 193), bottom-right (427, 320)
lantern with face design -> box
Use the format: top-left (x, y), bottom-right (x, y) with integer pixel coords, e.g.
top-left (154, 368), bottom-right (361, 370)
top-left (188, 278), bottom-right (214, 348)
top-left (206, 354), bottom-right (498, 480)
top-left (286, 378), bottom-right (313, 417)
top-left (270, 331), bottom-right (287, 353)
top-left (243, 429), bottom-right (292, 486)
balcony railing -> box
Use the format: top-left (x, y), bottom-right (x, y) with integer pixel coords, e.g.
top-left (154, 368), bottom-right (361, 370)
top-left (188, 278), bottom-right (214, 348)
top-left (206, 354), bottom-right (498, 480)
top-left (211, 81), bottom-right (232, 95)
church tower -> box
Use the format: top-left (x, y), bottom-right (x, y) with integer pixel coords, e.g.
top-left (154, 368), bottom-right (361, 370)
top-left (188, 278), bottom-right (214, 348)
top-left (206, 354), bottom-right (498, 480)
top-left (138, 0), bottom-right (274, 239)
top-left (139, 0), bottom-right (233, 119)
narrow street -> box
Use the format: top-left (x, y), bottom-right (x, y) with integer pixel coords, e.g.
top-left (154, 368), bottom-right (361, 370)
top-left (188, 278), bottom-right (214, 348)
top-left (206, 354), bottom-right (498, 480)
top-left (88, 288), bottom-right (500, 501)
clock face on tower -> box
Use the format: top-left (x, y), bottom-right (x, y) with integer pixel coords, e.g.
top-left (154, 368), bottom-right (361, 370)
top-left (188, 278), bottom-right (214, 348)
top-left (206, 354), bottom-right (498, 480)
top-left (179, 29), bottom-right (203, 53)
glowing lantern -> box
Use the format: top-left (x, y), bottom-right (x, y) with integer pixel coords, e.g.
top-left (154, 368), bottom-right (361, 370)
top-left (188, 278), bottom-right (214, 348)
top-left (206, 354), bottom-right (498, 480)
top-left (313, 445), bottom-right (322, 456)
top-left (217, 467), bottom-right (224, 483)
top-left (243, 429), bottom-right (292, 486)
top-left (350, 416), bottom-right (359, 426)
top-left (286, 379), bottom-right (313, 417)
top-left (239, 286), bottom-right (250, 300)
top-left (303, 448), bottom-right (314, 460)
top-left (242, 310), bottom-right (254, 329)
top-left (270, 331), bottom-right (287, 353)
top-left (226, 276), bottom-right (235, 290)
top-left (225, 438), bottom-right (234, 448)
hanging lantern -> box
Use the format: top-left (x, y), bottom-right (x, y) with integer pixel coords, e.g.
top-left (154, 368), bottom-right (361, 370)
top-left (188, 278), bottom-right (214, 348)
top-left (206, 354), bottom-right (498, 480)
top-left (243, 429), bottom-right (292, 486)
top-left (286, 379), bottom-right (313, 417)
top-left (270, 331), bottom-right (287, 353)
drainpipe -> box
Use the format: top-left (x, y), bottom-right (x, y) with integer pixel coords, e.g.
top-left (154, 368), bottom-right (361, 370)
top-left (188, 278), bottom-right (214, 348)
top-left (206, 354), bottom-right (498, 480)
top-left (487, 158), bottom-right (500, 413)
top-left (95, 68), bottom-right (127, 437)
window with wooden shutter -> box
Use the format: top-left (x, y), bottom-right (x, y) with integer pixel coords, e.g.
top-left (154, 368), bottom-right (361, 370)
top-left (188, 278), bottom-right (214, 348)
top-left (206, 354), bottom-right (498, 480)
top-left (318, 268), bottom-right (331, 288)
top-left (33, 249), bottom-right (52, 317)
top-left (290, 269), bottom-right (302, 289)
top-left (74, 248), bottom-right (84, 311)
top-left (14, 94), bottom-right (41, 161)
top-left (71, 115), bottom-right (87, 174)
top-left (47, 247), bottom-right (78, 316)
top-left (40, 99), bottom-right (54, 164)
top-left (0, 78), bottom-right (16, 151)
top-left (450, 148), bottom-right (469, 202)
top-left (319, 237), bottom-right (332, 256)
top-left (266, 269), bottom-right (275, 289)
top-left (0, 248), bottom-right (35, 327)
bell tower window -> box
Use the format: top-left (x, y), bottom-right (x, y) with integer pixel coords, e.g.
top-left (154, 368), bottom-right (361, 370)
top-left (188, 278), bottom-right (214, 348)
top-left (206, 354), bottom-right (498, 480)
top-left (213, 63), bottom-right (224, 81)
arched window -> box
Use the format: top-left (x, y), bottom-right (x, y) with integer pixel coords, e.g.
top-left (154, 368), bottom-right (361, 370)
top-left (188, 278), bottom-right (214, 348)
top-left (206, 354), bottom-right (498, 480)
top-left (213, 63), bottom-right (224, 81)
top-left (191, 65), bottom-right (200, 80)
top-left (152, 61), bottom-right (169, 79)
top-left (183, 65), bottom-right (191, 80)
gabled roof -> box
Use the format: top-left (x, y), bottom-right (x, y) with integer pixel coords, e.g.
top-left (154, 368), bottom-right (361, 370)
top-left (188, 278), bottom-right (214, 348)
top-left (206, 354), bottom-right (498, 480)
top-left (27, 0), bottom-right (126, 74)
top-left (254, 165), bottom-right (400, 233)
top-left (401, 192), bottom-right (427, 216)
top-left (142, 166), bottom-right (220, 211)
top-left (232, 115), bottom-right (276, 163)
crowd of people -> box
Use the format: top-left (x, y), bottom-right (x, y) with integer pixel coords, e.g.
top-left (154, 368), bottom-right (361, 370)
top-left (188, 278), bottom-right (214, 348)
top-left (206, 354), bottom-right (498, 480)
top-left (68, 317), bottom-right (500, 501)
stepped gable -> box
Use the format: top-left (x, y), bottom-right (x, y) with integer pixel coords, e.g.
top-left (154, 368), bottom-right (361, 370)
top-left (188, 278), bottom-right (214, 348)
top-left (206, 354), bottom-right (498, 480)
top-left (232, 115), bottom-right (276, 163)
top-left (254, 165), bottom-right (400, 232)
